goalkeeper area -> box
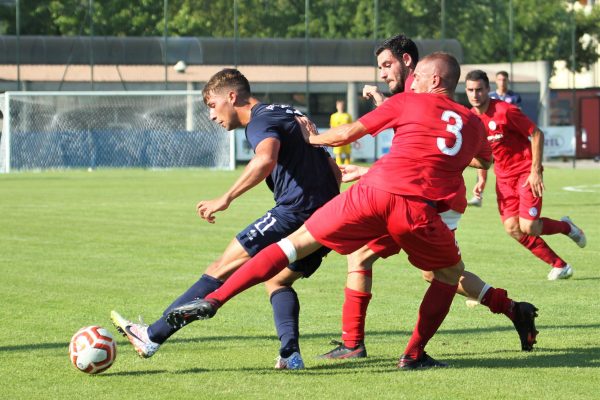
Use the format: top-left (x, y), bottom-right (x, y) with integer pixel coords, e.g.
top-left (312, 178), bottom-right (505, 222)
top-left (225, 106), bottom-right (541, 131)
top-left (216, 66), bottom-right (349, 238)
top-left (0, 91), bottom-right (235, 173)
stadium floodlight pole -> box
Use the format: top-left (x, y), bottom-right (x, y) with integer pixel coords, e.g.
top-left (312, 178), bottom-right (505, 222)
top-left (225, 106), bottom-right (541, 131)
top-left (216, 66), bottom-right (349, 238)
top-left (164, 0), bottom-right (169, 90)
top-left (571, 0), bottom-right (577, 169)
top-left (233, 0), bottom-right (239, 69)
top-left (441, 0), bottom-right (446, 51)
top-left (304, 0), bottom-right (310, 116)
top-left (509, 0), bottom-right (514, 89)
top-left (373, 0), bottom-right (379, 84)
top-left (89, 0), bottom-right (94, 90)
top-left (16, 0), bottom-right (20, 91)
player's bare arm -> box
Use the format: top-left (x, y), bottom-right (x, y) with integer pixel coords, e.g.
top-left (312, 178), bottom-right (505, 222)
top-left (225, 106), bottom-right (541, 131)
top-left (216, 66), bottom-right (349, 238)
top-left (308, 121), bottom-right (368, 147)
top-left (362, 85), bottom-right (386, 106)
top-left (472, 169), bottom-right (488, 199)
top-left (468, 155), bottom-right (493, 170)
top-left (525, 128), bottom-right (545, 198)
top-left (197, 137), bottom-right (280, 223)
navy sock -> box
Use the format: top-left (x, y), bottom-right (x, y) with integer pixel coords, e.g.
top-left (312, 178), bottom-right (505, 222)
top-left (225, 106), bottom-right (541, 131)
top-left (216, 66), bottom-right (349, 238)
top-left (270, 287), bottom-right (300, 358)
top-left (147, 274), bottom-right (223, 344)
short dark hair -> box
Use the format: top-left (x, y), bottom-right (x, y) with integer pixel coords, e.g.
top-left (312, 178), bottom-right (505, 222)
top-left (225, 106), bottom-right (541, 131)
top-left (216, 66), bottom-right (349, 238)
top-left (496, 70), bottom-right (509, 78)
top-left (375, 34), bottom-right (419, 67)
top-left (422, 52), bottom-right (461, 91)
top-left (465, 69), bottom-right (490, 88)
top-left (202, 68), bottom-right (251, 104)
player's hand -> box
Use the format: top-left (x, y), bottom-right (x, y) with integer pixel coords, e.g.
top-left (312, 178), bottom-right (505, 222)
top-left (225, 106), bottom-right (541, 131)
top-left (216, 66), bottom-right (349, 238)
top-left (339, 164), bottom-right (368, 183)
top-left (362, 85), bottom-right (386, 107)
top-left (524, 170), bottom-right (544, 198)
top-left (295, 115), bottom-right (319, 144)
top-left (472, 180), bottom-right (486, 199)
top-left (196, 196), bottom-right (230, 223)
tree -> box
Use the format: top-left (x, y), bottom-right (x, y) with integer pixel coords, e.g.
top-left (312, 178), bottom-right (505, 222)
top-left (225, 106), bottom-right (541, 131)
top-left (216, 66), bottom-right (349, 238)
top-left (1, 0), bottom-right (598, 73)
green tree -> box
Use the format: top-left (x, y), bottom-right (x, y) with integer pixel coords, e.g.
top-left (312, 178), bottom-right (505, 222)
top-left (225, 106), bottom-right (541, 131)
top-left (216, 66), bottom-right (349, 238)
top-left (1, 0), bottom-right (598, 73)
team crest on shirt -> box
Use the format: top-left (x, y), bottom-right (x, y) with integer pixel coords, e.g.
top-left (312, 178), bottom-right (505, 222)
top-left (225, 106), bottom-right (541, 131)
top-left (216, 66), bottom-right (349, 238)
top-left (246, 229), bottom-right (258, 241)
top-left (528, 207), bottom-right (539, 218)
top-left (488, 121), bottom-right (497, 130)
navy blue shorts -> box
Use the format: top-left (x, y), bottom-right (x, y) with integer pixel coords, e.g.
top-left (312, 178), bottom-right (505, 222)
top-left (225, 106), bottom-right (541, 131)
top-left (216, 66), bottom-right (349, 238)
top-left (236, 206), bottom-right (330, 278)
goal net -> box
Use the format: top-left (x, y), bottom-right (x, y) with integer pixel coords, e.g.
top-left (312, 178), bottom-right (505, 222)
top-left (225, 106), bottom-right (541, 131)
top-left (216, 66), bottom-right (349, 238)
top-left (0, 91), bottom-right (234, 173)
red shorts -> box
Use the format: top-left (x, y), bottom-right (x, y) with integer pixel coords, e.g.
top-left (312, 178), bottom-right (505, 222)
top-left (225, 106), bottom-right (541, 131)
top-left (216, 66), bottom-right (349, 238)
top-left (304, 183), bottom-right (461, 270)
top-left (366, 210), bottom-right (461, 258)
top-left (366, 236), bottom-right (399, 259)
top-left (496, 173), bottom-right (543, 221)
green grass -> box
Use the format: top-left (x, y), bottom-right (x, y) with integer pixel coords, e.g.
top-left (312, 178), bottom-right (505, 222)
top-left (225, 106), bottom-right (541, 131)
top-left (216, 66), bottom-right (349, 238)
top-left (1, 166), bottom-right (599, 399)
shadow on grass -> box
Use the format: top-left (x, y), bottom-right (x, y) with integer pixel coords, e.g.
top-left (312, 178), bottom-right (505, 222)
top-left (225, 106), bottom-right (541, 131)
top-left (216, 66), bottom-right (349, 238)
top-left (5, 323), bottom-right (600, 354)
top-left (448, 346), bottom-right (600, 369)
top-left (173, 347), bottom-right (600, 374)
top-left (100, 369), bottom-right (169, 377)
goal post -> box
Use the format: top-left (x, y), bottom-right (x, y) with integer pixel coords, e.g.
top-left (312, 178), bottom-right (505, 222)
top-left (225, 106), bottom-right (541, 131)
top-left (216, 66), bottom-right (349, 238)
top-left (0, 91), bottom-right (235, 173)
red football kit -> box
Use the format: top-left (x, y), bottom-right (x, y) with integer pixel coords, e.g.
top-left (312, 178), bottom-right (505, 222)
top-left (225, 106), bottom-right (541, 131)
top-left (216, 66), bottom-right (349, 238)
top-left (473, 99), bottom-right (540, 220)
top-left (305, 92), bottom-right (490, 270)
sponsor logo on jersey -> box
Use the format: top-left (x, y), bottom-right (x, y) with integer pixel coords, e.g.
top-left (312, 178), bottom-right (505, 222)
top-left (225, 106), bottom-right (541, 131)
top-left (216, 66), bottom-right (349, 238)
top-left (488, 120), bottom-right (497, 130)
top-left (487, 133), bottom-right (504, 142)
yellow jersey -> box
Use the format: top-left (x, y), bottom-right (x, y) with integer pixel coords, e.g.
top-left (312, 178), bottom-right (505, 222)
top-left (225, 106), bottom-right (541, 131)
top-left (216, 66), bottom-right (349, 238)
top-left (330, 112), bottom-right (352, 128)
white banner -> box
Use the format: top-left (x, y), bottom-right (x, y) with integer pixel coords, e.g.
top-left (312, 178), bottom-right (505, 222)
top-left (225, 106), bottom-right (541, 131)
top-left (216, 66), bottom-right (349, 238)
top-left (375, 129), bottom-right (394, 158)
top-left (235, 128), bottom-right (378, 162)
top-left (543, 126), bottom-right (575, 157)
top-left (237, 126), bottom-right (575, 162)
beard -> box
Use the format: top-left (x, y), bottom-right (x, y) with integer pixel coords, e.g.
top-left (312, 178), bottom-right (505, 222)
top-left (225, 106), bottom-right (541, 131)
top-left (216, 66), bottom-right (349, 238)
top-left (388, 64), bottom-right (409, 95)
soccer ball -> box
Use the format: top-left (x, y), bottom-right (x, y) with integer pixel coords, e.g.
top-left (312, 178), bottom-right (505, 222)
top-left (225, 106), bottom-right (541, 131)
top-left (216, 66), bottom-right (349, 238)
top-left (69, 326), bottom-right (117, 374)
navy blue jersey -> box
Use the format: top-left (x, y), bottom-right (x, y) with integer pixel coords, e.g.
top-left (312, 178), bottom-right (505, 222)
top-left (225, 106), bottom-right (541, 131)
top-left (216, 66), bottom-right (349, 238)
top-left (490, 90), bottom-right (522, 107)
top-left (245, 103), bottom-right (339, 211)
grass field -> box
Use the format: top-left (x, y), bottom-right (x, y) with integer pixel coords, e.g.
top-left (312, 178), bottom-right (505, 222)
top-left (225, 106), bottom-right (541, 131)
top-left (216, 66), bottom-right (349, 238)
top-left (1, 166), bottom-right (599, 399)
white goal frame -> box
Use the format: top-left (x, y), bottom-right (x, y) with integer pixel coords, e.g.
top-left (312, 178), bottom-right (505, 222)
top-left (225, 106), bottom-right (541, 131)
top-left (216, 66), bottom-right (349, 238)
top-left (1, 91), bottom-right (235, 173)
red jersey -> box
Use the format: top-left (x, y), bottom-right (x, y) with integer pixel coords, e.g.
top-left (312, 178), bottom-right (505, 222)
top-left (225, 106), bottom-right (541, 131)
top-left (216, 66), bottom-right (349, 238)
top-left (358, 92), bottom-right (491, 205)
top-left (472, 99), bottom-right (536, 179)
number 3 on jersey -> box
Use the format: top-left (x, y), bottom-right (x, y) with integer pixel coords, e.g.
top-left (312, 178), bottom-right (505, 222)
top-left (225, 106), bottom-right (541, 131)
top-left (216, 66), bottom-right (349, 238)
top-left (438, 110), bottom-right (463, 156)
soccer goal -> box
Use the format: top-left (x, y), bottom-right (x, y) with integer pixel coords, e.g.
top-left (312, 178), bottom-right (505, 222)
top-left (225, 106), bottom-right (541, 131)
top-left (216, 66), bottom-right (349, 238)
top-left (0, 91), bottom-right (235, 173)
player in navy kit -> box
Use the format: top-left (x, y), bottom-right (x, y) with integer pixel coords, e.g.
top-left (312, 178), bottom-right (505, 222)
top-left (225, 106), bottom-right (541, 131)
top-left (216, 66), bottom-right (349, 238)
top-left (111, 68), bottom-right (340, 370)
top-left (166, 53), bottom-right (500, 369)
top-left (489, 71), bottom-right (522, 106)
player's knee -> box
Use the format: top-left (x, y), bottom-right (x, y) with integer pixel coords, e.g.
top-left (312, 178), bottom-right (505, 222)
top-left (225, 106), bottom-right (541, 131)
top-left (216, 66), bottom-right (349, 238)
top-left (421, 270), bottom-right (434, 283)
top-left (503, 221), bottom-right (522, 239)
top-left (432, 261), bottom-right (464, 285)
top-left (265, 280), bottom-right (287, 295)
top-left (204, 259), bottom-right (228, 279)
top-left (519, 219), bottom-right (540, 236)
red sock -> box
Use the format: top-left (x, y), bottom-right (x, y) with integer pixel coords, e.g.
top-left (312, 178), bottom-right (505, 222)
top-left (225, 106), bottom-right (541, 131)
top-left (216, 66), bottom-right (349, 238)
top-left (341, 287), bottom-right (372, 348)
top-left (480, 287), bottom-right (514, 320)
top-left (206, 243), bottom-right (289, 306)
top-left (517, 234), bottom-right (567, 268)
top-left (540, 218), bottom-right (570, 235)
top-left (403, 279), bottom-right (458, 360)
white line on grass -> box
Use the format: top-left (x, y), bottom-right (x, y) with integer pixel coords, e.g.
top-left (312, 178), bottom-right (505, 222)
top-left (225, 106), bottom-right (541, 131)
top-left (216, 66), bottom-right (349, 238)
top-left (562, 184), bottom-right (600, 193)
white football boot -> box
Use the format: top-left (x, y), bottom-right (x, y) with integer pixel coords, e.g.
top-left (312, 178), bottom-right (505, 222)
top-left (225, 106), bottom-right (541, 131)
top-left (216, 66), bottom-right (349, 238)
top-left (561, 216), bottom-right (587, 248)
top-left (111, 310), bottom-right (160, 358)
top-left (547, 264), bottom-right (574, 281)
top-left (274, 351), bottom-right (305, 370)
